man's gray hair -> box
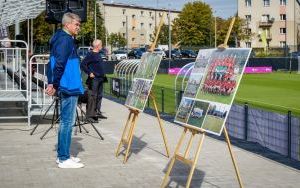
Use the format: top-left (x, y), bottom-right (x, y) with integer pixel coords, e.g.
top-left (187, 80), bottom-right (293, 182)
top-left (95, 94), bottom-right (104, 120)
top-left (92, 39), bottom-right (102, 48)
top-left (62, 12), bottom-right (81, 25)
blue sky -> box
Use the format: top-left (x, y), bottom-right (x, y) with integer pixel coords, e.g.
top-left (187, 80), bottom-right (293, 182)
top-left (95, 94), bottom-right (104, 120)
top-left (104, 0), bottom-right (237, 18)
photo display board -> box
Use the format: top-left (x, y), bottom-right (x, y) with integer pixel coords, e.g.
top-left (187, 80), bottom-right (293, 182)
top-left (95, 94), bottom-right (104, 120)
top-left (125, 52), bottom-right (162, 111)
top-left (175, 48), bottom-right (252, 136)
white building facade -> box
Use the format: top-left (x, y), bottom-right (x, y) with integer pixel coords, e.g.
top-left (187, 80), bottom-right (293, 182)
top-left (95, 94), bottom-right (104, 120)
top-left (98, 2), bottom-right (180, 49)
top-left (238, 0), bottom-right (300, 52)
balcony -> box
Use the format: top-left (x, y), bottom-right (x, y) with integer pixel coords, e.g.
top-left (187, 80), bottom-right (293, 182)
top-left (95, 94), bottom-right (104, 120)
top-left (258, 33), bottom-right (272, 42)
top-left (259, 19), bottom-right (274, 28)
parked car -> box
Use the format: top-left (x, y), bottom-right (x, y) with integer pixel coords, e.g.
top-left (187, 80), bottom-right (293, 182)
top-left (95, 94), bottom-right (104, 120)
top-left (128, 48), bottom-right (144, 59)
top-left (99, 49), bottom-right (108, 61)
top-left (289, 51), bottom-right (300, 59)
top-left (181, 50), bottom-right (197, 58)
top-left (77, 47), bottom-right (108, 61)
top-left (153, 48), bottom-right (166, 59)
top-left (164, 50), bottom-right (182, 59)
top-left (111, 50), bottom-right (128, 61)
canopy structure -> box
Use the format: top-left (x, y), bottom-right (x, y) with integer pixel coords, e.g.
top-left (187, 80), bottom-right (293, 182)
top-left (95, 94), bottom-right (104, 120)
top-left (0, 0), bottom-right (45, 28)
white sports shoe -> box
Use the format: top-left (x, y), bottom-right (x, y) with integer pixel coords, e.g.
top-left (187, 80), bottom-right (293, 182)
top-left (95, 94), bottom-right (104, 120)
top-left (58, 159), bottom-right (84, 169)
top-left (56, 156), bottom-right (81, 164)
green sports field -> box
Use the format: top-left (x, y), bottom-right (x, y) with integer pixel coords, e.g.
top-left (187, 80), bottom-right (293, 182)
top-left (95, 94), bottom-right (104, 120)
top-left (152, 72), bottom-right (300, 116)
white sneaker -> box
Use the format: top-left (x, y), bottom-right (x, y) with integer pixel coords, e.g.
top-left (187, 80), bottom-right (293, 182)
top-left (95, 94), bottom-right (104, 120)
top-left (58, 159), bottom-right (84, 169)
top-left (56, 156), bottom-right (81, 164)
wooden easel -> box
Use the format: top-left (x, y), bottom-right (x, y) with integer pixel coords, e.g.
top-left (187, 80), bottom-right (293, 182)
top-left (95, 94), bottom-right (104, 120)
top-left (115, 92), bottom-right (170, 163)
top-left (161, 16), bottom-right (243, 188)
top-left (116, 13), bottom-right (170, 163)
top-left (161, 126), bottom-right (243, 188)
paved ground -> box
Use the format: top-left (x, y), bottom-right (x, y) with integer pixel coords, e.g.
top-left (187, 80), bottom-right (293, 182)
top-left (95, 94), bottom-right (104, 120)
top-left (0, 98), bottom-right (300, 188)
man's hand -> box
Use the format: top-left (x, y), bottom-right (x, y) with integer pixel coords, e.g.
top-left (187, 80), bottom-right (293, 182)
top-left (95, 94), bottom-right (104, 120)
top-left (89, 73), bottom-right (95, 78)
top-left (45, 84), bottom-right (56, 96)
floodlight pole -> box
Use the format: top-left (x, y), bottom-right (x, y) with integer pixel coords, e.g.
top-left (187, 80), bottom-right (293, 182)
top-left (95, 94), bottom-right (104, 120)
top-left (168, 2), bottom-right (171, 70)
top-left (94, 1), bottom-right (97, 40)
top-left (214, 11), bottom-right (217, 48)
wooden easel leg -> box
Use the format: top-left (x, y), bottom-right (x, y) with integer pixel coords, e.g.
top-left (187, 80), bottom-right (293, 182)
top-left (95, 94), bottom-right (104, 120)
top-left (161, 128), bottom-right (188, 188)
top-left (186, 132), bottom-right (205, 188)
top-left (223, 127), bottom-right (243, 188)
top-left (123, 113), bottom-right (138, 163)
top-left (150, 94), bottom-right (170, 157)
top-left (116, 112), bottom-right (133, 157)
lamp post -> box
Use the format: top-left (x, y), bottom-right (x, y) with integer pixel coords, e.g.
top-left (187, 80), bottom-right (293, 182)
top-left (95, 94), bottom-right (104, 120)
top-left (168, 2), bottom-right (171, 70)
top-left (214, 11), bottom-right (217, 48)
top-left (94, 1), bottom-right (97, 40)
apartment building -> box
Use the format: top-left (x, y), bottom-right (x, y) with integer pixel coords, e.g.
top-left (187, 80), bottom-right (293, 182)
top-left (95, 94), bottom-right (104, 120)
top-left (238, 0), bottom-right (300, 52)
top-left (97, 1), bottom-right (180, 49)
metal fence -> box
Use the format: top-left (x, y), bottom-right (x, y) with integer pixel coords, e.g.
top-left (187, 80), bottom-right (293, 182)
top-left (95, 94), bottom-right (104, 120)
top-left (227, 104), bottom-right (300, 161)
top-left (103, 77), bottom-right (300, 161)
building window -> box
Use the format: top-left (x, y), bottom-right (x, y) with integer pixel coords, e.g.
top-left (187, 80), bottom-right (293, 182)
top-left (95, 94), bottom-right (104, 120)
top-left (141, 11), bottom-right (144, 16)
top-left (261, 14), bottom-right (270, 22)
top-left (132, 38), bottom-right (135, 42)
top-left (132, 26), bottom-right (135, 31)
top-left (280, 41), bottom-right (286, 47)
top-left (140, 23), bottom-right (144, 28)
top-left (122, 21), bottom-right (126, 27)
top-left (122, 33), bottom-right (125, 37)
top-left (122, 9), bottom-right (126, 15)
top-left (149, 11), bottom-right (152, 16)
top-left (263, 0), bottom-right (270, 7)
top-left (280, 28), bottom-right (286, 34)
top-left (140, 33), bottom-right (144, 36)
top-left (280, 0), bottom-right (286, 6)
top-left (245, 28), bottom-right (251, 35)
top-left (149, 23), bottom-right (152, 28)
top-left (245, 0), bottom-right (251, 7)
top-left (132, 14), bottom-right (136, 19)
top-left (245, 42), bottom-right (251, 48)
top-left (245, 15), bottom-right (251, 22)
top-left (280, 14), bottom-right (286, 21)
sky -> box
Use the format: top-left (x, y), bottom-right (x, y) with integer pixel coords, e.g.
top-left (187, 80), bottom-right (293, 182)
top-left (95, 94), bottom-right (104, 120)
top-left (104, 0), bottom-right (237, 18)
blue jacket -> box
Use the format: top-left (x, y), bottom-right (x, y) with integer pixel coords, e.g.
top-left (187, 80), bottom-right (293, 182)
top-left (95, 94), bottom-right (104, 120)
top-left (47, 29), bottom-right (84, 95)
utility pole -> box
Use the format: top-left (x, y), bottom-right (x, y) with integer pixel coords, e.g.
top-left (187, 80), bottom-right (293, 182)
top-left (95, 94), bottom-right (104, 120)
top-left (94, 1), bottom-right (97, 40)
top-left (168, 2), bottom-right (171, 70)
top-left (214, 12), bottom-right (217, 48)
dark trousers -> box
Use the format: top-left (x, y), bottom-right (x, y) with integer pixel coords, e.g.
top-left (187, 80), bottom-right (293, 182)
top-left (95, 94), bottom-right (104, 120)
top-left (86, 78), bottom-right (103, 117)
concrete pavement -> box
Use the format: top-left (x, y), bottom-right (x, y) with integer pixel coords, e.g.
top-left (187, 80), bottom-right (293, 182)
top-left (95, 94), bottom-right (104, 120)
top-left (0, 98), bottom-right (299, 188)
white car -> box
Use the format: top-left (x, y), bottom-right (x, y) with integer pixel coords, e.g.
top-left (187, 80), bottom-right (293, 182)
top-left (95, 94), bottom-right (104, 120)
top-left (111, 50), bottom-right (128, 61)
top-left (153, 48), bottom-right (166, 59)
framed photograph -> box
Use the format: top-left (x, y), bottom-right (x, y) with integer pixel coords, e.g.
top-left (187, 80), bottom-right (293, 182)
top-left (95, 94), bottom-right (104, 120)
top-left (174, 48), bottom-right (252, 136)
top-left (125, 52), bottom-right (163, 112)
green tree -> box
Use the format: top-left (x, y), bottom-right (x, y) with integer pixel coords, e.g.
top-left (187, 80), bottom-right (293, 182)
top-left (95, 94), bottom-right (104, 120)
top-left (108, 32), bottom-right (126, 49)
top-left (172, 1), bottom-right (213, 47)
top-left (77, 0), bottom-right (106, 46)
top-left (216, 16), bottom-right (252, 47)
top-left (151, 24), bottom-right (178, 46)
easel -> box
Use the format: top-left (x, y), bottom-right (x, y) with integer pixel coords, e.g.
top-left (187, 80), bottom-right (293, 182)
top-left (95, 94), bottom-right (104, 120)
top-left (161, 17), bottom-right (244, 188)
top-left (115, 92), bottom-right (170, 163)
top-left (115, 13), bottom-right (170, 163)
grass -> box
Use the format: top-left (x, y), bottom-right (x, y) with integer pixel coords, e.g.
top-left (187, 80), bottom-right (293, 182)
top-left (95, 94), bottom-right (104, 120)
top-left (105, 72), bottom-right (300, 116)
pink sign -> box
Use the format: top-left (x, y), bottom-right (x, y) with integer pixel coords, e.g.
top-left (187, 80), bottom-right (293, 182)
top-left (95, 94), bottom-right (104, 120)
top-left (168, 68), bottom-right (182, 75)
top-left (244, 67), bottom-right (272, 74)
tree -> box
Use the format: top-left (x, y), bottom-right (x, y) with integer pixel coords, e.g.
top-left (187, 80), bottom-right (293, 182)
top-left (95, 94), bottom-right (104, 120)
top-left (150, 24), bottom-right (178, 46)
top-left (108, 32), bottom-right (126, 49)
top-left (216, 16), bottom-right (253, 47)
top-left (172, 1), bottom-right (213, 47)
top-left (77, 0), bottom-right (106, 46)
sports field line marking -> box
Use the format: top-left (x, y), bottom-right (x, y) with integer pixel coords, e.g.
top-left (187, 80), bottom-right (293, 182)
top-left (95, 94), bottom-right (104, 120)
top-left (236, 98), bottom-right (300, 111)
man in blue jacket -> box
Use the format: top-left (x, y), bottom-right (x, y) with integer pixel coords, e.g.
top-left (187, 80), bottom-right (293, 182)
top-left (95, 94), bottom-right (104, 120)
top-left (46, 12), bottom-right (84, 168)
